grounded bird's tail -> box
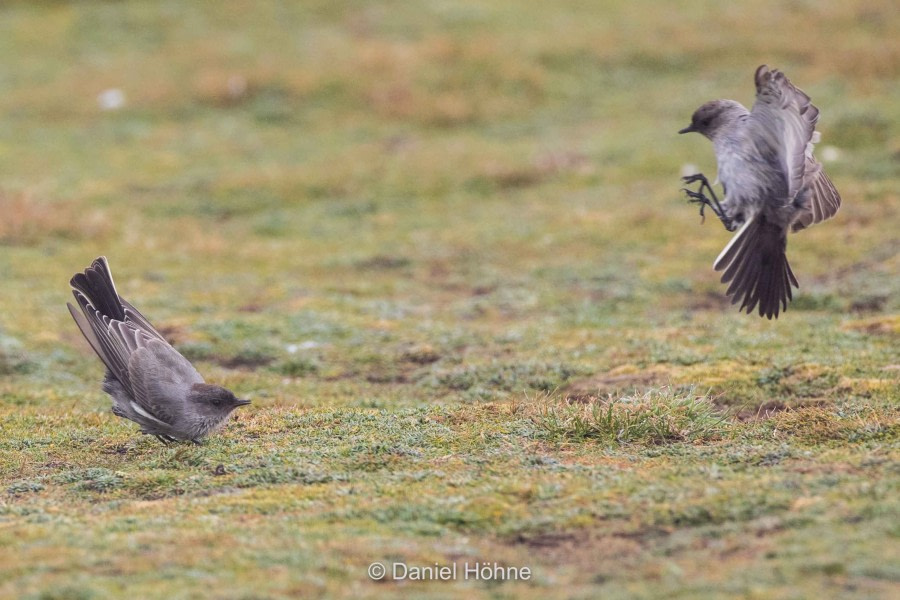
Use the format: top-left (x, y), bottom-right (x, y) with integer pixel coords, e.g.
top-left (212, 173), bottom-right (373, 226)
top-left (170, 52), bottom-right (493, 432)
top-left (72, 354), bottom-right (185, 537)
top-left (69, 256), bottom-right (125, 321)
top-left (713, 215), bottom-right (797, 319)
top-left (67, 256), bottom-right (127, 375)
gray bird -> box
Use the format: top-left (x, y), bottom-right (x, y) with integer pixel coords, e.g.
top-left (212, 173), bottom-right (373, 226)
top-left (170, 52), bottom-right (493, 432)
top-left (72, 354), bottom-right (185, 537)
top-left (679, 65), bottom-right (841, 319)
top-left (67, 257), bottom-right (250, 444)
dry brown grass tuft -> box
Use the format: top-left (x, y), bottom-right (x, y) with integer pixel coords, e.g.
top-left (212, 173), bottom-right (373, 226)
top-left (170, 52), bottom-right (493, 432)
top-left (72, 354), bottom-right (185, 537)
top-left (770, 405), bottom-right (898, 444)
top-left (0, 189), bottom-right (111, 246)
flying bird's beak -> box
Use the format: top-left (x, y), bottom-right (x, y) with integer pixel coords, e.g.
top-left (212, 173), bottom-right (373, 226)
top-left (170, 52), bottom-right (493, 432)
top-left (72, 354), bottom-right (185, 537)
top-left (234, 399), bottom-right (252, 407)
top-left (678, 125), bottom-right (695, 134)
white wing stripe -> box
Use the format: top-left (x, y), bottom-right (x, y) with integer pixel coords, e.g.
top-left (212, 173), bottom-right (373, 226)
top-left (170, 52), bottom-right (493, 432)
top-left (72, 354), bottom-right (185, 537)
top-left (130, 401), bottom-right (170, 426)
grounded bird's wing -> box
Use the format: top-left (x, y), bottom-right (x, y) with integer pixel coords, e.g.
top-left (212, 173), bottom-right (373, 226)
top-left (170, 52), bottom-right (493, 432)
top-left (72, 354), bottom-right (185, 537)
top-left (121, 298), bottom-right (169, 343)
top-left (128, 339), bottom-right (204, 426)
top-left (750, 65), bottom-right (840, 229)
top-left (69, 255), bottom-right (175, 397)
top-left (70, 290), bottom-right (134, 390)
top-left (67, 301), bottom-right (106, 366)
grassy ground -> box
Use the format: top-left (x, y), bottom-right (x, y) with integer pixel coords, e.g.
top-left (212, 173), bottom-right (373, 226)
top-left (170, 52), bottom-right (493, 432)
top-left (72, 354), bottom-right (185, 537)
top-left (1, 1), bottom-right (898, 598)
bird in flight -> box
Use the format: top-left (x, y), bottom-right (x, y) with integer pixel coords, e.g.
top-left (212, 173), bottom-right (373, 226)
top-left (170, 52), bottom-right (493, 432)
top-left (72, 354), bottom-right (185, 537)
top-left (679, 65), bottom-right (841, 319)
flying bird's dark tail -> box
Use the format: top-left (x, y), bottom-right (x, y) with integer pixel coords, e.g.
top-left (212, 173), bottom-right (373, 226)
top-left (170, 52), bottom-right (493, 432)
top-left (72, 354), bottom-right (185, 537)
top-left (713, 215), bottom-right (798, 319)
top-left (69, 256), bottom-right (125, 321)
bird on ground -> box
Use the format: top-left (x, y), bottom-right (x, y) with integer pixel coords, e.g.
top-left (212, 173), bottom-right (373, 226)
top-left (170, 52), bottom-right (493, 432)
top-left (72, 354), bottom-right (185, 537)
top-left (68, 256), bottom-right (250, 444)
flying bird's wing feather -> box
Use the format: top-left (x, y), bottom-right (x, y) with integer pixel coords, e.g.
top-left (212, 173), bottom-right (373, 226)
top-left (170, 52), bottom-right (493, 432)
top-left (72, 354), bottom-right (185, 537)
top-left (791, 157), bottom-right (841, 231)
top-left (750, 65), bottom-right (815, 198)
top-left (750, 65), bottom-right (840, 229)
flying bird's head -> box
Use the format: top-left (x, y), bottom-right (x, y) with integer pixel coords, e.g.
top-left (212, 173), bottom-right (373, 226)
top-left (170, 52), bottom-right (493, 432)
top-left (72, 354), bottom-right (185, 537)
top-left (188, 383), bottom-right (251, 421)
top-left (679, 100), bottom-right (746, 141)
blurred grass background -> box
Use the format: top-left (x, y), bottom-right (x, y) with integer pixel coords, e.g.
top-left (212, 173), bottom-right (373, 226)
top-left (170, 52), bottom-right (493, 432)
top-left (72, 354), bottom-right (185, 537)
top-left (0, 1), bottom-right (898, 598)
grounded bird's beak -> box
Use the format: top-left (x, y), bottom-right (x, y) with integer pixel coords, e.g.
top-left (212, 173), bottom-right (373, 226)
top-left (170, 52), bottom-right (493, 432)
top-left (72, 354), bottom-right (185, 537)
top-left (234, 399), bottom-right (252, 407)
top-left (678, 125), bottom-right (695, 134)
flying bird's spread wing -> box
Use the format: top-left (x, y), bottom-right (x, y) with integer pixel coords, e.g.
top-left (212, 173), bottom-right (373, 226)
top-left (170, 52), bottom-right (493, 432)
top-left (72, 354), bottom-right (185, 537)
top-left (791, 155), bottom-right (842, 232)
top-left (750, 65), bottom-right (841, 230)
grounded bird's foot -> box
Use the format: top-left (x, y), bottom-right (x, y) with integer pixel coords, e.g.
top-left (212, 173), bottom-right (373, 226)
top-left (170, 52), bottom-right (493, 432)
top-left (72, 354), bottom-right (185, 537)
top-left (149, 433), bottom-right (178, 445)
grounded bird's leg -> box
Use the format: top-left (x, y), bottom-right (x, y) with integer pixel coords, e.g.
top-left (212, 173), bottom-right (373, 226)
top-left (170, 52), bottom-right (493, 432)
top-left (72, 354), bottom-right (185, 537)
top-left (154, 434), bottom-right (170, 446)
top-left (681, 174), bottom-right (731, 229)
top-left (191, 439), bottom-right (203, 446)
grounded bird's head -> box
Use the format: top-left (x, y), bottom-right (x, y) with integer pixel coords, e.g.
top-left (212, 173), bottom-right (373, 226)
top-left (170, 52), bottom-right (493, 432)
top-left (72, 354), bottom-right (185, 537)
top-left (679, 100), bottom-right (746, 140)
top-left (188, 383), bottom-right (251, 419)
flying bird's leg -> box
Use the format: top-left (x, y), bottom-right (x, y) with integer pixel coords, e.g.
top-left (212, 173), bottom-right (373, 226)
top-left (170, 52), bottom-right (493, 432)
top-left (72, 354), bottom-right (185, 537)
top-left (683, 188), bottom-right (711, 222)
top-left (681, 173), bottom-right (731, 229)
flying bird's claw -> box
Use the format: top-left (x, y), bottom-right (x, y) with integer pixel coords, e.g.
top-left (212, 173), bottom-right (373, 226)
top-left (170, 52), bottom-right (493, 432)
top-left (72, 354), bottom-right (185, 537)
top-left (685, 190), bottom-right (732, 229)
top-left (681, 173), bottom-right (730, 229)
top-left (681, 173), bottom-right (708, 185)
top-left (683, 188), bottom-right (709, 223)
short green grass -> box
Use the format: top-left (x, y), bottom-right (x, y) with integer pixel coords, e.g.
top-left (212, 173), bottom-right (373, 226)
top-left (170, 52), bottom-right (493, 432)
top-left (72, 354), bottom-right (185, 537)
top-left (1, 1), bottom-right (898, 598)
